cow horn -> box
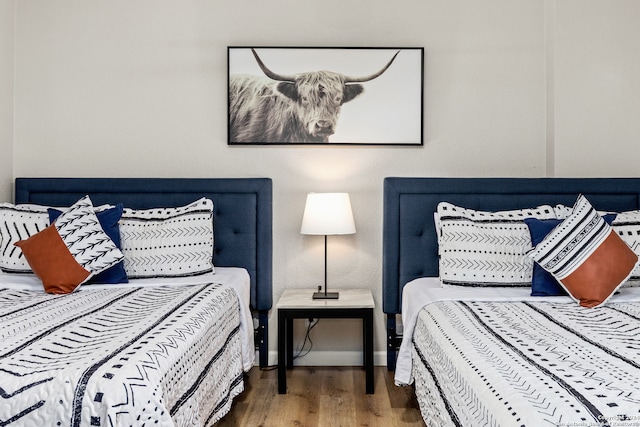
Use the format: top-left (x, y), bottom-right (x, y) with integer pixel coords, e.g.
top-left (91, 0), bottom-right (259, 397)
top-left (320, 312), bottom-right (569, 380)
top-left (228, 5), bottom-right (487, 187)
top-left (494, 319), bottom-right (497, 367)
top-left (251, 49), bottom-right (296, 82)
top-left (344, 51), bottom-right (400, 83)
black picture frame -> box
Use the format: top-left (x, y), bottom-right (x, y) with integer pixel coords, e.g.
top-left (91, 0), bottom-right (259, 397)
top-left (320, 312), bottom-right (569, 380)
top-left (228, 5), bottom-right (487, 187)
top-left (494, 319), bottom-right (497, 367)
top-left (227, 47), bottom-right (424, 146)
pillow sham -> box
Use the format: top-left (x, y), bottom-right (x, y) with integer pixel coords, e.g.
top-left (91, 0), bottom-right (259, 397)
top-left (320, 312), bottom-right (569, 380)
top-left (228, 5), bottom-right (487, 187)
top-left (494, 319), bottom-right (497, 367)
top-left (553, 204), bottom-right (574, 219)
top-left (524, 214), bottom-right (617, 296)
top-left (0, 203), bottom-right (50, 273)
top-left (49, 204), bottom-right (128, 284)
top-left (610, 210), bottom-right (640, 283)
top-left (437, 202), bottom-right (557, 287)
top-left (527, 195), bottom-right (638, 308)
top-left (15, 195), bottom-right (124, 294)
top-left (118, 198), bottom-right (214, 278)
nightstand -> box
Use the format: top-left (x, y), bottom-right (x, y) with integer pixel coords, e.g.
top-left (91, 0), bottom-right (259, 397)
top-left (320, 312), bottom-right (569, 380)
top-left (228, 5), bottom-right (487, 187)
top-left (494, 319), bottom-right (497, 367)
top-left (276, 288), bottom-right (375, 394)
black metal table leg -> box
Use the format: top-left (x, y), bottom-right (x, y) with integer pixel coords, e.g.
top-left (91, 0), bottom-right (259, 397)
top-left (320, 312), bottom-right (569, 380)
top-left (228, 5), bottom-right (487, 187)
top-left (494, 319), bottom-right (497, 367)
top-left (277, 309), bottom-right (286, 394)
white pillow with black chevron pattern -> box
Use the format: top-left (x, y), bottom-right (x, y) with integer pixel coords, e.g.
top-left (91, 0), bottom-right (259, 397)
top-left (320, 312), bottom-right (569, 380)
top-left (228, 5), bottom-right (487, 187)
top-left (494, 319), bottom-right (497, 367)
top-left (0, 203), bottom-right (114, 274)
top-left (0, 203), bottom-right (50, 273)
top-left (14, 195), bottom-right (125, 294)
top-left (437, 202), bottom-right (557, 287)
top-left (119, 198), bottom-right (214, 278)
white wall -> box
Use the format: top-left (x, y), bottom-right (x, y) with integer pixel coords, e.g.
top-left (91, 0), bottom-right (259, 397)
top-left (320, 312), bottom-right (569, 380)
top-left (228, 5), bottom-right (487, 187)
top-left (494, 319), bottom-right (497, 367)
top-left (554, 0), bottom-right (640, 176)
top-left (6, 0), bottom-right (640, 366)
top-left (0, 0), bottom-right (14, 202)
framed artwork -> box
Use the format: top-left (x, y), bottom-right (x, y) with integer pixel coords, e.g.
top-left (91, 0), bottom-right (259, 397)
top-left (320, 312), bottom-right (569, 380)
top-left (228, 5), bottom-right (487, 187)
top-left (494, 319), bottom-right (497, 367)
top-left (227, 46), bottom-right (424, 146)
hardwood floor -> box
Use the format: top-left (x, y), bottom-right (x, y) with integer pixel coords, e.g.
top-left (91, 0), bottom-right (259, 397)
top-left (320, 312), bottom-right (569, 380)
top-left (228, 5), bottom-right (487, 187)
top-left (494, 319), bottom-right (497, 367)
top-left (217, 366), bottom-right (426, 426)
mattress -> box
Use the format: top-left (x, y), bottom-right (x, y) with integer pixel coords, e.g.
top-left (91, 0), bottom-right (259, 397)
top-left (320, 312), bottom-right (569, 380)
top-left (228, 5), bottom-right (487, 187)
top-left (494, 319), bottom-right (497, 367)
top-left (0, 267), bottom-right (253, 426)
top-left (398, 278), bottom-right (640, 426)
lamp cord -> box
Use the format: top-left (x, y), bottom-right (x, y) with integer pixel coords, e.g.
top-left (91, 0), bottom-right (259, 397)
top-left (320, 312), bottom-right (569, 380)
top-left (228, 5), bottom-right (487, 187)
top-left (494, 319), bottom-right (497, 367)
top-left (294, 319), bottom-right (319, 359)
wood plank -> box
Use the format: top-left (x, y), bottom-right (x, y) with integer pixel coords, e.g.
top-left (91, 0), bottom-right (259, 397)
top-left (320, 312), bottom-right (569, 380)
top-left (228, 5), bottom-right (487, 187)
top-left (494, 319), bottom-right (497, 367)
top-left (383, 369), bottom-right (426, 426)
top-left (216, 366), bottom-right (425, 426)
top-left (283, 367), bottom-right (321, 425)
top-left (353, 367), bottom-right (395, 427)
top-left (318, 393), bottom-right (356, 426)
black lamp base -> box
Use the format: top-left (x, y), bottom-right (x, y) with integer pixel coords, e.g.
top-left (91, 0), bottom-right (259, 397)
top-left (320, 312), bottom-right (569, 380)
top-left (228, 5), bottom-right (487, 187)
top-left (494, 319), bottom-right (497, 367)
top-left (313, 291), bottom-right (339, 300)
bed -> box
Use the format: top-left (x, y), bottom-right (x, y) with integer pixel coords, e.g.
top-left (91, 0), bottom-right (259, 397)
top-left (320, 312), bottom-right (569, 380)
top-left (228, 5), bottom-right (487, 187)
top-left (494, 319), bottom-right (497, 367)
top-left (1, 177), bottom-right (272, 426)
top-left (383, 177), bottom-right (640, 426)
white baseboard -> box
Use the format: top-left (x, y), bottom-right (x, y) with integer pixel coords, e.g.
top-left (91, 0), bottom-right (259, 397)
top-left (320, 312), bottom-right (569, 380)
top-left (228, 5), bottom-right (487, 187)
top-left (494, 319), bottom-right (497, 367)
top-left (258, 350), bottom-right (388, 368)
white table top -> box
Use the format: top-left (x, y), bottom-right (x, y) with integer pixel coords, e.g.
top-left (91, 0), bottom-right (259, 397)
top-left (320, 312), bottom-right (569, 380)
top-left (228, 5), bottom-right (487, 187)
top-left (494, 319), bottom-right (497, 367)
top-left (276, 288), bottom-right (375, 309)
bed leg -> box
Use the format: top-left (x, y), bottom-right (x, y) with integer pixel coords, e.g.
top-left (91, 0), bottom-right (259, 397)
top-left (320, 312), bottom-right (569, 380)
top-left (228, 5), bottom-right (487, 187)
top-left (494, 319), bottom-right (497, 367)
top-left (387, 314), bottom-right (397, 371)
top-left (257, 310), bottom-right (269, 368)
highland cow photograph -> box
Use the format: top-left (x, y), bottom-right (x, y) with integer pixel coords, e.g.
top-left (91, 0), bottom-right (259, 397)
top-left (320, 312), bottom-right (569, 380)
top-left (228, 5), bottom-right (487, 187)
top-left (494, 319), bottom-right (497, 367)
top-left (227, 47), bottom-right (424, 145)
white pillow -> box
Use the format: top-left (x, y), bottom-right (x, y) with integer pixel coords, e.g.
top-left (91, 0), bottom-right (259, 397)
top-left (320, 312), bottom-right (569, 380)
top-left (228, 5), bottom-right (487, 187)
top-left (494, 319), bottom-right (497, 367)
top-left (437, 202), bottom-right (557, 287)
top-left (119, 198), bottom-right (214, 278)
top-left (611, 210), bottom-right (640, 283)
top-left (553, 204), bottom-right (574, 219)
top-left (0, 203), bottom-right (50, 273)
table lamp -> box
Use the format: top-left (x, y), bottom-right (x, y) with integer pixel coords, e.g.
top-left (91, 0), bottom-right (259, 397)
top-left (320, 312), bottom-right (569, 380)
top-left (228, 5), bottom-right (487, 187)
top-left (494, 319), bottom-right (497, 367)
top-left (300, 193), bottom-right (356, 299)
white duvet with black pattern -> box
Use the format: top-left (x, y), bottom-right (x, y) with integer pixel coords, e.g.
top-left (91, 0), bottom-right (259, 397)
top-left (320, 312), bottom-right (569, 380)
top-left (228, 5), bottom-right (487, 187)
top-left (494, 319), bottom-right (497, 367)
top-left (1, 282), bottom-right (244, 427)
top-left (407, 289), bottom-right (640, 426)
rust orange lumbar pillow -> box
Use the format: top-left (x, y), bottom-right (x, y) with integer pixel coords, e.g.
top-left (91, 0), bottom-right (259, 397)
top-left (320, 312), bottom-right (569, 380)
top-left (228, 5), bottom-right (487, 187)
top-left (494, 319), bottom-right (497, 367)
top-left (527, 194), bottom-right (639, 308)
top-left (15, 195), bottom-right (124, 294)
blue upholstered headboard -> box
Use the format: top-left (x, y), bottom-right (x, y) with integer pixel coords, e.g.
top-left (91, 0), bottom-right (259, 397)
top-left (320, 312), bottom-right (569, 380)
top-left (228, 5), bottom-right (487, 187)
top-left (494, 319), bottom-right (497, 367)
top-left (15, 177), bottom-right (273, 366)
top-left (382, 177), bottom-right (640, 369)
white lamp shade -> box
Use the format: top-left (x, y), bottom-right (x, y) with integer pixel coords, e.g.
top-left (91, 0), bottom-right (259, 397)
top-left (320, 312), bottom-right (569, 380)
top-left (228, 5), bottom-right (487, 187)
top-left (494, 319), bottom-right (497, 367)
top-left (300, 193), bottom-right (356, 235)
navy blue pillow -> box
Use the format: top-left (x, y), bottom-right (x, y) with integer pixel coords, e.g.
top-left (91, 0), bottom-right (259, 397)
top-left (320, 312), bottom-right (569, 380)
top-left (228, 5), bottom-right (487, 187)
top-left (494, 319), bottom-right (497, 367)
top-left (49, 204), bottom-right (128, 284)
top-left (525, 214), bottom-right (616, 296)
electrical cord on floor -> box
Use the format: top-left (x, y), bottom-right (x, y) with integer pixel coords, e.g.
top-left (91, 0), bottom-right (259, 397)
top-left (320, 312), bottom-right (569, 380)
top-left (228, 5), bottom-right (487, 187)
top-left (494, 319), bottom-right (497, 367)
top-left (294, 318), bottom-right (319, 360)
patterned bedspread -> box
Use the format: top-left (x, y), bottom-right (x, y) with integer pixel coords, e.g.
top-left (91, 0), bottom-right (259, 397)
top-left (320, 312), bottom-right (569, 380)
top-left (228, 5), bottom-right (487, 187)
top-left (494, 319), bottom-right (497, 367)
top-left (412, 300), bottom-right (640, 427)
top-left (0, 283), bottom-right (244, 426)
